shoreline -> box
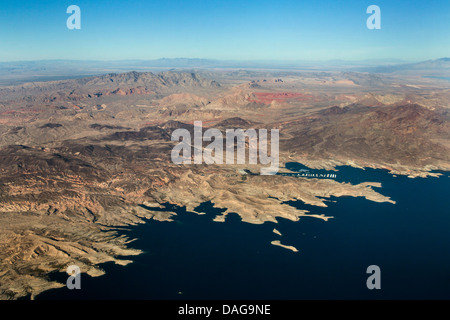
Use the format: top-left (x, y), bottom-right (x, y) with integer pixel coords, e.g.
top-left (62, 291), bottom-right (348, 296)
top-left (270, 240), bottom-right (299, 252)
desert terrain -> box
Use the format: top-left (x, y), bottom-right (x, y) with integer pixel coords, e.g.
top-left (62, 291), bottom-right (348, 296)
top-left (0, 66), bottom-right (448, 299)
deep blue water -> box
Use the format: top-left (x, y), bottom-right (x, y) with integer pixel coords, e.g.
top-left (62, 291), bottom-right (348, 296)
top-left (36, 164), bottom-right (450, 300)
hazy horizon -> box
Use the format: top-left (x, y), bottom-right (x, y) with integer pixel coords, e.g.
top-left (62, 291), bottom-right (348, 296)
top-left (0, 57), bottom-right (424, 64)
top-left (0, 0), bottom-right (448, 62)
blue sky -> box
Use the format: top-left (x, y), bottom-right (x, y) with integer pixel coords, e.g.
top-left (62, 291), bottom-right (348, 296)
top-left (0, 0), bottom-right (448, 62)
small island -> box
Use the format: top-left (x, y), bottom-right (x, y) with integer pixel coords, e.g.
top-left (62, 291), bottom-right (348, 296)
top-left (271, 240), bottom-right (299, 252)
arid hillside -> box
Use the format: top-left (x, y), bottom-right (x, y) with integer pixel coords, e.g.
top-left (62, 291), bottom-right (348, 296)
top-left (0, 70), bottom-right (448, 299)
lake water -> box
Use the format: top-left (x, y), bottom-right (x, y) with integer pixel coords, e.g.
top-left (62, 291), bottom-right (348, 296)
top-left (36, 164), bottom-right (450, 300)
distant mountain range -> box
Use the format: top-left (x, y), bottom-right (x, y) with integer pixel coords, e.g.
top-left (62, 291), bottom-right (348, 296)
top-left (359, 57), bottom-right (450, 75)
top-left (0, 71), bottom-right (221, 102)
top-left (0, 58), bottom-right (448, 85)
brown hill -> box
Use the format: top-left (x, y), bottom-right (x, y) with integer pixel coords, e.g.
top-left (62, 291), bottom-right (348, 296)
top-left (0, 71), bottom-right (221, 103)
top-left (281, 104), bottom-right (450, 167)
top-left (215, 117), bottom-right (257, 128)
